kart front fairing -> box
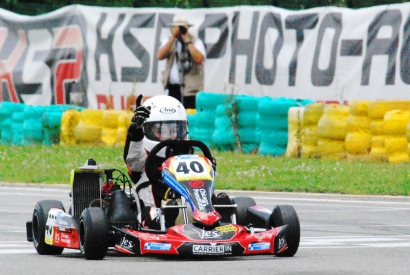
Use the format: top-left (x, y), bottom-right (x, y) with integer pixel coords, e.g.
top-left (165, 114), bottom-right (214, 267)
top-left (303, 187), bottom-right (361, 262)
top-left (113, 222), bottom-right (288, 256)
top-left (162, 154), bottom-right (222, 227)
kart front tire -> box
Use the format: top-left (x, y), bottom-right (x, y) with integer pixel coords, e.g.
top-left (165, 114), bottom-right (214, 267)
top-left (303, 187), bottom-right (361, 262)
top-left (79, 207), bottom-right (109, 260)
top-left (32, 200), bottom-right (65, 255)
top-left (269, 205), bottom-right (300, 257)
top-left (231, 197), bottom-right (256, 226)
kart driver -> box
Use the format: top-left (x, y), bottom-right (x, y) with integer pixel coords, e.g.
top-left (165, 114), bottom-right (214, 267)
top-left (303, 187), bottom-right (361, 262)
top-left (123, 94), bottom-right (193, 229)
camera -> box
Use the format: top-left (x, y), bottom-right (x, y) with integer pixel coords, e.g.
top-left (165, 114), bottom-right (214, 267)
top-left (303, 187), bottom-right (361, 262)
top-left (179, 26), bottom-right (187, 35)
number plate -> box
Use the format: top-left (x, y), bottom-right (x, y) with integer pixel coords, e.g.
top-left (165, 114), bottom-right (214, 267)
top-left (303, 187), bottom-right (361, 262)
top-left (170, 156), bottom-right (212, 181)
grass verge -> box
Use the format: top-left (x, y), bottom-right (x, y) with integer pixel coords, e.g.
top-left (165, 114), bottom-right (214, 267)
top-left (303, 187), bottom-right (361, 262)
top-left (1, 144), bottom-right (409, 196)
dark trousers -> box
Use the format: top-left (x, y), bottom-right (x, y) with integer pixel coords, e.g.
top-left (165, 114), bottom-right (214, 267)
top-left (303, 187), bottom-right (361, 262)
top-left (167, 84), bottom-right (196, 109)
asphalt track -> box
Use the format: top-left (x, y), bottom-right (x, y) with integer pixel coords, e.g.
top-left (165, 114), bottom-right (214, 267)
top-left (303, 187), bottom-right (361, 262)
top-left (0, 183), bottom-right (409, 275)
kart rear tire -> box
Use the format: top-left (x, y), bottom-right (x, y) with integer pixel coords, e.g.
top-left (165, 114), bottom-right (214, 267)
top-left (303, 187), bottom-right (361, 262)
top-left (79, 207), bottom-right (109, 260)
top-left (231, 197), bottom-right (256, 226)
top-left (32, 200), bottom-right (65, 255)
top-left (269, 205), bottom-right (300, 257)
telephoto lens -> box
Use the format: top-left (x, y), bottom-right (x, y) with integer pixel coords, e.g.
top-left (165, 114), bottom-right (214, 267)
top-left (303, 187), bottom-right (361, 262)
top-left (179, 26), bottom-right (187, 34)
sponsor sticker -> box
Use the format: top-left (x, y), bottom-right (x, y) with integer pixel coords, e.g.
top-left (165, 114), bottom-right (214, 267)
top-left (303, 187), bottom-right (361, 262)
top-left (192, 244), bottom-right (231, 254)
top-left (193, 189), bottom-right (209, 211)
top-left (215, 224), bottom-right (237, 233)
top-left (189, 180), bottom-right (205, 188)
top-left (160, 107), bottom-right (176, 114)
top-left (248, 242), bottom-right (271, 251)
top-left (144, 242), bottom-right (171, 251)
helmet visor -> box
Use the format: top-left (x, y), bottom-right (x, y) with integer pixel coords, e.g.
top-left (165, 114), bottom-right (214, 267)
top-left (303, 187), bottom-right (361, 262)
top-left (144, 121), bottom-right (187, 141)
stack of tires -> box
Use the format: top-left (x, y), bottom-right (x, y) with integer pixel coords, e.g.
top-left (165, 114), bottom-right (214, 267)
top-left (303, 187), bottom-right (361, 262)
top-left (60, 110), bottom-right (81, 145)
top-left (317, 104), bottom-right (349, 159)
top-left (22, 106), bottom-right (45, 145)
top-left (116, 111), bottom-right (133, 147)
top-left (43, 105), bottom-right (78, 146)
top-left (75, 109), bottom-right (103, 145)
top-left (384, 110), bottom-right (409, 163)
top-left (101, 110), bottom-right (127, 146)
top-left (368, 100), bottom-right (410, 161)
top-left (189, 92), bottom-right (224, 147)
top-left (236, 95), bottom-right (262, 153)
top-left (212, 100), bottom-right (237, 151)
top-left (344, 100), bottom-right (371, 159)
top-left (286, 107), bottom-right (304, 158)
top-left (301, 102), bottom-right (324, 158)
top-left (0, 102), bottom-right (26, 144)
top-left (11, 110), bottom-right (25, 145)
top-left (259, 98), bottom-right (313, 156)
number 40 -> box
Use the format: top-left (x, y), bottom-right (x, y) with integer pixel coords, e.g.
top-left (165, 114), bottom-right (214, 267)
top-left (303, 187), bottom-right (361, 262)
top-left (176, 161), bottom-right (204, 174)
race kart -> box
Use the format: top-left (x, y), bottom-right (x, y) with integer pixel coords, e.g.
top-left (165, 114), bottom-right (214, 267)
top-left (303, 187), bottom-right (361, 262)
top-left (26, 139), bottom-right (300, 260)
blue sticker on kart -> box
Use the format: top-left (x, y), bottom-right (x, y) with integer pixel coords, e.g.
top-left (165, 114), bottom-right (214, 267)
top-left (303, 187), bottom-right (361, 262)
top-left (144, 243), bottom-right (172, 251)
top-left (248, 242), bottom-right (271, 251)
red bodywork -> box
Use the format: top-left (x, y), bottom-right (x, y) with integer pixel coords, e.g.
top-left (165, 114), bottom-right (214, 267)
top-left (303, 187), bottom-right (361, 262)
top-left (113, 224), bottom-right (287, 256)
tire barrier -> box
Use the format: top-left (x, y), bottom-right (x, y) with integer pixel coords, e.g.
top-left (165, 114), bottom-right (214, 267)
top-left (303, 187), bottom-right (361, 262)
top-left (237, 95), bottom-right (263, 153)
top-left (345, 100), bottom-right (371, 159)
top-left (212, 102), bottom-right (238, 152)
top-left (116, 112), bottom-right (133, 147)
top-left (0, 102), bottom-right (26, 144)
top-left (259, 97), bottom-right (313, 156)
top-left (368, 100), bottom-right (410, 162)
top-left (285, 107), bottom-right (304, 158)
top-left (188, 92), bottom-right (223, 147)
top-left (3, 96), bottom-right (410, 164)
top-left (0, 102), bottom-right (81, 145)
top-left (301, 102), bottom-right (324, 158)
top-left (101, 110), bottom-right (129, 146)
top-left (317, 104), bottom-right (350, 159)
top-left (384, 110), bottom-right (409, 163)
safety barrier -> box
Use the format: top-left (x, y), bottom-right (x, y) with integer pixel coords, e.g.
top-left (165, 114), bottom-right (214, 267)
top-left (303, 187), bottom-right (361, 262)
top-left (3, 94), bottom-right (410, 163)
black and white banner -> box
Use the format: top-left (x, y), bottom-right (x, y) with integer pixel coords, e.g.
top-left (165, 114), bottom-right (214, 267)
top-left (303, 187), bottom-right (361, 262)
top-left (1, 4), bottom-right (410, 109)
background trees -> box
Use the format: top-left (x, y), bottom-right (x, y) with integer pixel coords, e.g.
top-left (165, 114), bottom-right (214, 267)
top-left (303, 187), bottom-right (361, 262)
top-left (0, 0), bottom-right (407, 16)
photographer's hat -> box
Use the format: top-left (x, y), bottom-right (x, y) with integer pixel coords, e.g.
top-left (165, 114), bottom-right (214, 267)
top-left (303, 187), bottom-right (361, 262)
top-left (168, 14), bottom-right (193, 27)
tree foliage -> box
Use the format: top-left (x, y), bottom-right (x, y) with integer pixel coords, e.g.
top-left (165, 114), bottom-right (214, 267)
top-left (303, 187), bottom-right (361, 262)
top-left (0, 0), bottom-right (407, 16)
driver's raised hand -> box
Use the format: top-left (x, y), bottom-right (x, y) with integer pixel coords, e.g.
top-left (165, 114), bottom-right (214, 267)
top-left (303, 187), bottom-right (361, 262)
top-left (133, 94), bottom-right (151, 129)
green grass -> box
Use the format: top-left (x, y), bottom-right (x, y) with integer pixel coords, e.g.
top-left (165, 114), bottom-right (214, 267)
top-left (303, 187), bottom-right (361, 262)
top-left (1, 144), bottom-right (409, 196)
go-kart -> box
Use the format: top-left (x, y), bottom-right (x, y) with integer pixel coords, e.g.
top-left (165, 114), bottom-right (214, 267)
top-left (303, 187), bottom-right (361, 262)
top-left (26, 139), bottom-right (300, 259)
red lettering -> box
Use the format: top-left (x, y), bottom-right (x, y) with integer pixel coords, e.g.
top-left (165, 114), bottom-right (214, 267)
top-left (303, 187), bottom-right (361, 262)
top-left (53, 26), bottom-right (83, 104)
top-left (0, 29), bottom-right (27, 102)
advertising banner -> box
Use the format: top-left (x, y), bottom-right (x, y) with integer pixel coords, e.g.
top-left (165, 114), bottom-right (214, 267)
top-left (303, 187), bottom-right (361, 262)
top-left (0, 4), bottom-right (410, 109)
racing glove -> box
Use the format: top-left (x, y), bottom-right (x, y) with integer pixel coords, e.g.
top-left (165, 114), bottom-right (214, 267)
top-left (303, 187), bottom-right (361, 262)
top-left (133, 94), bottom-right (151, 129)
top-left (127, 94), bottom-right (151, 142)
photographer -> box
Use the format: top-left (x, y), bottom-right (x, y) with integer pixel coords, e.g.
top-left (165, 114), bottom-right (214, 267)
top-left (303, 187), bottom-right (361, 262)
top-left (157, 13), bottom-right (206, 110)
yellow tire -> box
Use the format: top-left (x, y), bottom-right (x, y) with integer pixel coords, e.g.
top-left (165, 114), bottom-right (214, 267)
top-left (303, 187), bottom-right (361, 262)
top-left (303, 102), bottom-right (324, 126)
top-left (74, 122), bottom-right (102, 142)
top-left (101, 128), bottom-right (117, 146)
top-left (388, 153), bottom-right (409, 164)
top-left (102, 110), bottom-right (125, 128)
top-left (345, 133), bottom-right (371, 155)
top-left (347, 115), bottom-right (370, 133)
top-left (323, 104), bottom-right (349, 117)
top-left (80, 109), bottom-right (104, 126)
top-left (368, 100), bottom-right (410, 120)
top-left (370, 120), bottom-right (384, 135)
top-left (349, 100), bottom-right (370, 116)
top-left (317, 118), bottom-right (347, 140)
top-left (383, 110), bottom-right (409, 136)
top-left (385, 136), bottom-right (408, 155)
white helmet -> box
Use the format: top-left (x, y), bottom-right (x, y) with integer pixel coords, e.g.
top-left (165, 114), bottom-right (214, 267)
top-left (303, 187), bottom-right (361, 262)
top-left (142, 95), bottom-right (188, 157)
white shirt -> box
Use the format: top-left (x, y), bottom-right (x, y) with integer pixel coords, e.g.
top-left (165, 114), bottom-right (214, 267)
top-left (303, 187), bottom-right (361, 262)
top-left (160, 37), bottom-right (206, 85)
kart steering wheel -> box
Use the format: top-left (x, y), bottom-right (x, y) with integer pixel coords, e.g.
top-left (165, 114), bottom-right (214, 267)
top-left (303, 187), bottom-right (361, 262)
top-left (145, 139), bottom-right (213, 184)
